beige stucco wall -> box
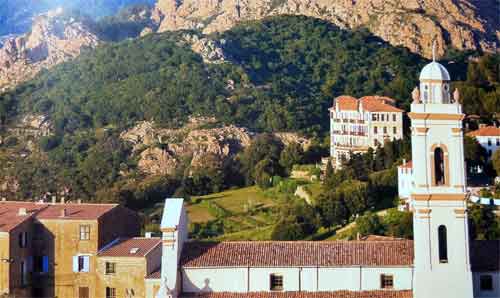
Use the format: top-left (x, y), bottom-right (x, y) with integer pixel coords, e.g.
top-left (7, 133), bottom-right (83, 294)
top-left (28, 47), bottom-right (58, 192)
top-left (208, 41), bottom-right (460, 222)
top-left (96, 256), bottom-right (147, 298)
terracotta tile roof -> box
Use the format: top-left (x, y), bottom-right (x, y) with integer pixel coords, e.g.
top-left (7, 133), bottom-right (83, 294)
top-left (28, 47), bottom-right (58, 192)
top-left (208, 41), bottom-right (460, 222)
top-left (181, 291), bottom-right (413, 298)
top-left (399, 161), bottom-right (413, 169)
top-left (36, 203), bottom-right (117, 220)
top-left (335, 96), bottom-right (359, 111)
top-left (0, 201), bottom-right (119, 232)
top-left (470, 240), bottom-right (500, 272)
top-left (98, 237), bottom-right (161, 257)
top-left (181, 241), bottom-right (414, 268)
top-left (0, 202), bottom-right (47, 232)
top-left (334, 96), bottom-right (402, 113)
top-left (360, 96), bottom-right (403, 113)
top-left (467, 126), bottom-right (500, 137)
top-left (146, 267), bottom-right (161, 279)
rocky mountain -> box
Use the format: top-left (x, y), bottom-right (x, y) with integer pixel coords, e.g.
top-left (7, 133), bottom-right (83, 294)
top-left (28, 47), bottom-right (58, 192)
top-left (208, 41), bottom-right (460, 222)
top-left (0, 0), bottom-right (156, 37)
top-left (0, 9), bottom-right (100, 91)
top-left (150, 0), bottom-right (500, 59)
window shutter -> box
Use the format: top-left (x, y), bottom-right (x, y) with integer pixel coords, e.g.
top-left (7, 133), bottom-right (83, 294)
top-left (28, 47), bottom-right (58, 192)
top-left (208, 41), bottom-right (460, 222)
top-left (42, 256), bottom-right (49, 273)
top-left (83, 256), bottom-right (90, 272)
top-left (27, 256), bottom-right (33, 272)
top-left (72, 256), bottom-right (79, 272)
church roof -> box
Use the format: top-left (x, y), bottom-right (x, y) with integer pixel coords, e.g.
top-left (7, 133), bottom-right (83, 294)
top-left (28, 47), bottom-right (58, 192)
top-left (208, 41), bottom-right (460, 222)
top-left (181, 291), bottom-right (413, 298)
top-left (467, 126), bottom-right (500, 137)
top-left (419, 61), bottom-right (450, 81)
top-left (181, 241), bottom-right (414, 268)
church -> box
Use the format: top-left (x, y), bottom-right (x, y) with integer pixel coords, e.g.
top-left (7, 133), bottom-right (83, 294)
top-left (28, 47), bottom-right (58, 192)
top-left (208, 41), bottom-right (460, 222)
top-left (150, 55), bottom-right (500, 298)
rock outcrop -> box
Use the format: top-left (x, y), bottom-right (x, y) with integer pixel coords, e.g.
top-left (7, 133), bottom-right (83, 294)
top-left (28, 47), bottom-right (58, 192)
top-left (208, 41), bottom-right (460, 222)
top-left (0, 8), bottom-right (100, 90)
top-left (121, 118), bottom-right (253, 176)
top-left (151, 0), bottom-right (499, 59)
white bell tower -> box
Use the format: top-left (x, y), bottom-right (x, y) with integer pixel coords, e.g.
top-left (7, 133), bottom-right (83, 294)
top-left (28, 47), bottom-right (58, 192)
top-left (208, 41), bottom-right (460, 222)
top-left (410, 44), bottom-right (473, 298)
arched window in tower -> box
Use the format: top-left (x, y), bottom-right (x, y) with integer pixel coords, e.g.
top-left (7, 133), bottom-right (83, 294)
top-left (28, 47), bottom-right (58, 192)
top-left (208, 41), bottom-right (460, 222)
top-left (434, 147), bottom-right (445, 185)
top-left (438, 225), bottom-right (448, 263)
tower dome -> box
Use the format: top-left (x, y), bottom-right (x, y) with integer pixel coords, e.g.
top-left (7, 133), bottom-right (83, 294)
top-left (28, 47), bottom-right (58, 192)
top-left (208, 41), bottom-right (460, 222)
top-left (419, 61), bottom-right (450, 81)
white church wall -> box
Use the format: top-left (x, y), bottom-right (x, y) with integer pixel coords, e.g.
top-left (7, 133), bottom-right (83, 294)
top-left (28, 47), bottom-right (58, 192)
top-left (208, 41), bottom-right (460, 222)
top-left (359, 267), bottom-right (413, 290)
top-left (248, 267), bottom-right (301, 291)
top-left (473, 272), bottom-right (500, 298)
top-left (182, 268), bottom-right (248, 292)
top-left (318, 267), bottom-right (360, 291)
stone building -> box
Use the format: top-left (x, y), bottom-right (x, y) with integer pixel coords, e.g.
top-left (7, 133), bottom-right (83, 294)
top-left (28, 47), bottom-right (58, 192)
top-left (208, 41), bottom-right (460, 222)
top-left (0, 201), bottom-right (140, 297)
top-left (329, 96), bottom-right (404, 168)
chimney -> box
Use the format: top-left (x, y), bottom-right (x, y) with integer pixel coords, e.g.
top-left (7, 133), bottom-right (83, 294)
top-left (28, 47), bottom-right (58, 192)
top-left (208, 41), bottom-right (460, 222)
top-left (145, 232), bottom-right (153, 238)
top-left (1, 198), bottom-right (6, 202)
top-left (60, 208), bottom-right (67, 217)
top-left (60, 196), bottom-right (65, 204)
top-left (51, 196), bottom-right (57, 204)
top-left (77, 199), bottom-right (82, 204)
top-left (18, 208), bottom-right (27, 216)
top-left (479, 123), bottom-right (487, 128)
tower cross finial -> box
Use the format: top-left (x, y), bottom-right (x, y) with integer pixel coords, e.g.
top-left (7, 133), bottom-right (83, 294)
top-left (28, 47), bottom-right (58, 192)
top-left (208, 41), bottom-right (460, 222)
top-left (432, 40), bottom-right (437, 62)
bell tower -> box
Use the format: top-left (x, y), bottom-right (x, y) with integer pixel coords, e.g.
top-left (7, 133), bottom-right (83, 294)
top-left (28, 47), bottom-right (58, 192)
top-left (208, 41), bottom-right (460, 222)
top-left (410, 46), bottom-right (473, 298)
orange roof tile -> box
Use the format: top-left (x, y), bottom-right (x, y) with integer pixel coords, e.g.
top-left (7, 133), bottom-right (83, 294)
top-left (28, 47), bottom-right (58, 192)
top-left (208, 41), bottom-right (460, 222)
top-left (360, 96), bottom-right (403, 113)
top-left (146, 267), bottom-right (161, 279)
top-left (181, 291), bottom-right (413, 298)
top-left (181, 241), bottom-right (414, 268)
top-left (98, 237), bottom-right (161, 257)
top-left (335, 96), bottom-right (359, 111)
top-left (36, 203), bottom-right (117, 220)
top-left (467, 126), bottom-right (500, 137)
top-left (399, 161), bottom-right (413, 169)
top-left (0, 202), bottom-right (47, 232)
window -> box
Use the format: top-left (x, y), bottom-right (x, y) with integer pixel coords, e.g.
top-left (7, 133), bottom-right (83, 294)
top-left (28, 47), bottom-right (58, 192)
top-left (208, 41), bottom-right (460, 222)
top-left (392, 114), bottom-right (396, 122)
top-left (20, 261), bottom-right (26, 286)
top-left (19, 232), bottom-right (28, 248)
top-left (372, 114), bottom-right (377, 121)
top-left (434, 148), bottom-right (445, 186)
top-left (105, 262), bottom-right (116, 274)
top-left (393, 127), bottom-right (397, 134)
top-left (380, 274), bottom-right (394, 289)
top-left (80, 225), bottom-right (90, 240)
top-left (374, 126), bottom-right (378, 134)
top-left (270, 274), bottom-right (283, 291)
top-left (34, 256), bottom-right (49, 273)
top-left (488, 138), bottom-right (492, 146)
top-left (496, 138), bottom-right (499, 146)
top-left (73, 255), bottom-right (90, 273)
top-left (438, 225), bottom-right (448, 263)
top-left (79, 287), bottom-right (90, 298)
top-left (126, 288), bottom-right (136, 297)
top-left (381, 114), bottom-right (385, 121)
top-left (480, 275), bottom-right (493, 291)
top-left (106, 287), bottom-right (117, 298)
top-left (383, 127), bottom-right (387, 134)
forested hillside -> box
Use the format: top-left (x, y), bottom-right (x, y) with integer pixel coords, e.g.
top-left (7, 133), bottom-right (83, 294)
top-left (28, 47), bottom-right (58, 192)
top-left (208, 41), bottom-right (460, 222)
top-left (2, 16), bottom-right (426, 135)
top-left (0, 16), bottom-right (498, 239)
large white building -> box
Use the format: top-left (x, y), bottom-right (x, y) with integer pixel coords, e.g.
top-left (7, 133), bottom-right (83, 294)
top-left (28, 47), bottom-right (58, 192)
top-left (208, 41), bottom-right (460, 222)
top-left (329, 96), bottom-right (404, 168)
top-left (467, 126), bottom-right (500, 159)
top-left (146, 56), bottom-right (500, 298)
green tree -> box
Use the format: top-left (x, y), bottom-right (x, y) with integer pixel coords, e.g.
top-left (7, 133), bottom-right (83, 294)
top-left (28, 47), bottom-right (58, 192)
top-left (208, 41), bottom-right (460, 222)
top-left (279, 142), bottom-right (304, 175)
top-left (492, 149), bottom-right (500, 176)
top-left (356, 212), bottom-right (383, 237)
top-left (468, 203), bottom-right (500, 240)
top-left (382, 209), bottom-right (413, 239)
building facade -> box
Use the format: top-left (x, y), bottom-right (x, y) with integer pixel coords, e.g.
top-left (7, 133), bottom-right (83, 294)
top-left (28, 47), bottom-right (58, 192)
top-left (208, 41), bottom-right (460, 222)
top-left (329, 96), bottom-right (404, 168)
top-left (467, 126), bottom-right (500, 159)
top-left (0, 201), bottom-right (141, 298)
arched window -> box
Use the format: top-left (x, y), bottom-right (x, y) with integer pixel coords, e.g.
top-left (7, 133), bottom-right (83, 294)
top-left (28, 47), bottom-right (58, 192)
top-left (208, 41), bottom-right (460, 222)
top-left (434, 148), bottom-right (445, 185)
top-left (438, 225), bottom-right (448, 263)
